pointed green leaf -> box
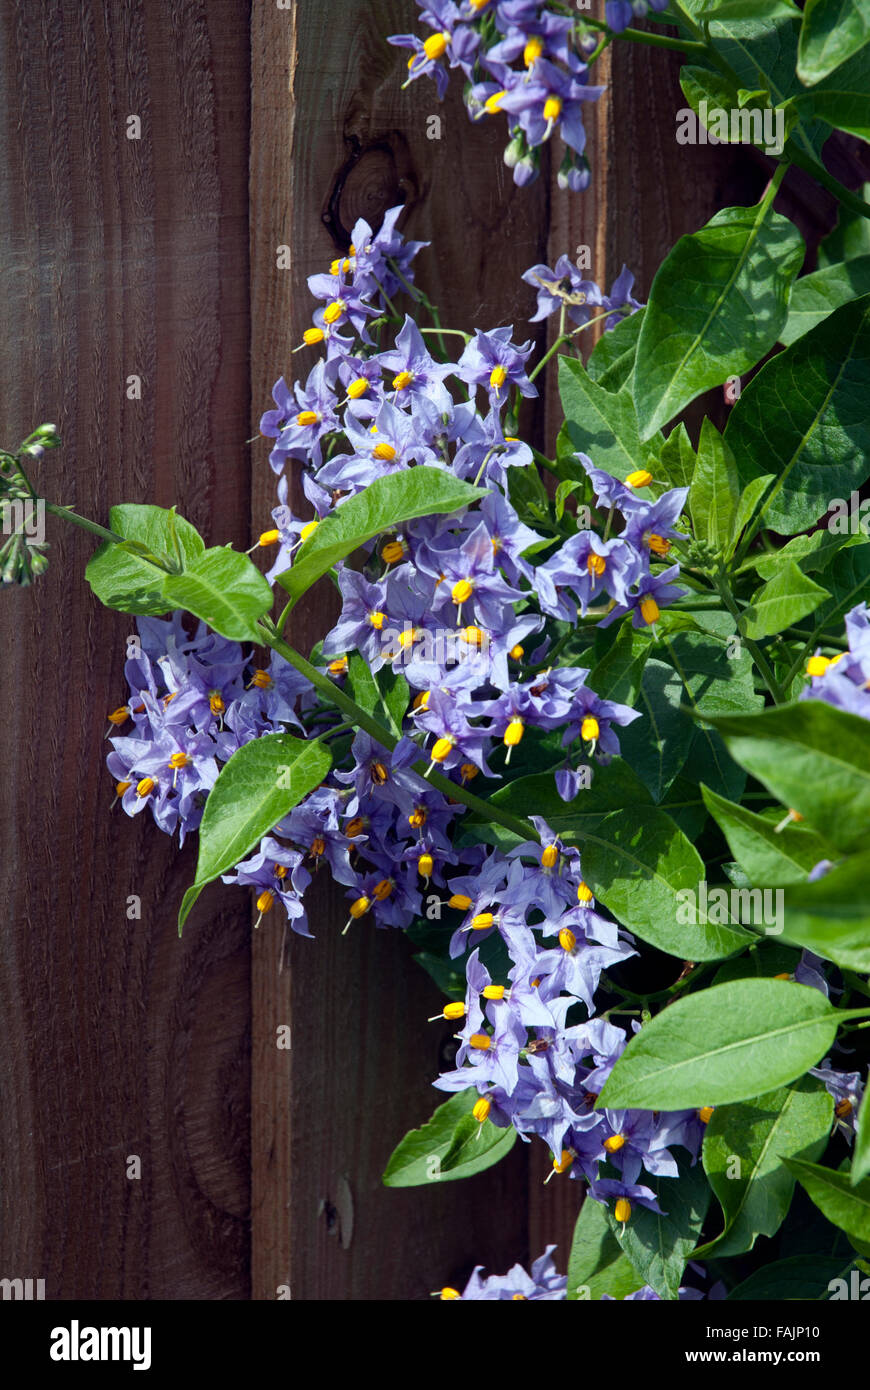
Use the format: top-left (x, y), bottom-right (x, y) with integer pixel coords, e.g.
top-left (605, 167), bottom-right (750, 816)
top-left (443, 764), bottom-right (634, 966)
top-left (702, 784), bottom-right (831, 886)
top-left (727, 294), bottom-right (870, 535)
top-left (690, 418), bottom-right (740, 549)
top-left (780, 856), bottom-right (870, 972)
top-left (780, 256), bottom-right (870, 346)
top-left (567, 1197), bottom-right (645, 1300)
top-left (786, 1158), bottom-right (870, 1245)
top-left (798, 0), bottom-right (870, 85)
top-left (177, 733), bottom-right (331, 932)
top-left (634, 204), bottom-right (804, 439)
top-left (658, 422), bottom-right (697, 490)
top-left (702, 1079), bottom-right (833, 1257)
top-left (728, 1254), bottom-right (857, 1299)
top-left (742, 560), bottom-right (830, 639)
top-left (162, 546), bottom-right (274, 641)
top-left (382, 1090), bottom-right (516, 1187)
top-left (585, 309), bottom-right (645, 391)
top-left (276, 468), bottom-right (486, 609)
top-left (559, 357), bottom-right (661, 476)
top-left (607, 1153), bottom-right (710, 1300)
top-left (597, 979), bottom-right (842, 1110)
top-left (852, 1089), bottom-right (870, 1186)
top-left (85, 503), bottom-right (204, 615)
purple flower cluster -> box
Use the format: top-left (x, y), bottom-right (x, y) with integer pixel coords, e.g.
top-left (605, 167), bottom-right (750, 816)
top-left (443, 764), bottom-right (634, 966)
top-left (440, 1245), bottom-right (706, 1300)
top-left (103, 205), bottom-right (692, 1228)
top-left (387, 2), bottom-right (607, 188)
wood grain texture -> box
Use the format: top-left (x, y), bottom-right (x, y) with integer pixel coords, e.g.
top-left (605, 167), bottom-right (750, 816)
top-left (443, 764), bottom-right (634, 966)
top-left (249, 0), bottom-right (543, 1302)
top-left (0, 0), bottom-right (252, 1299)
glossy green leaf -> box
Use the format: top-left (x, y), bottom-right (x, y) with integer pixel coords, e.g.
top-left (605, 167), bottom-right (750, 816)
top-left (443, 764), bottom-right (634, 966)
top-left (742, 560), bottom-right (830, 639)
top-left (382, 1090), bottom-right (516, 1187)
top-left (810, 87), bottom-right (870, 137)
top-left (634, 204), bottom-right (804, 439)
top-left (852, 1089), bottom-right (870, 1186)
top-left (747, 528), bottom-right (848, 580)
top-left (690, 418), bottom-right (740, 550)
top-left (702, 1079), bottom-right (833, 1257)
top-left (662, 630), bottom-right (764, 802)
top-left (618, 661), bottom-right (693, 802)
top-left (727, 294), bottom-right (870, 535)
top-left (817, 185), bottom-right (870, 266)
top-left (85, 504), bottom-right (204, 616)
top-left (702, 700), bottom-right (870, 853)
top-left (727, 1254), bottom-right (856, 1299)
top-left (786, 1158), bottom-right (870, 1245)
top-left (658, 422), bottom-right (696, 490)
top-left (607, 1154), bottom-right (710, 1301)
top-left (798, 0), bottom-right (870, 85)
top-left (559, 357), bottom-right (660, 476)
top-left (585, 309), bottom-right (645, 392)
top-left (162, 546), bottom-right (273, 641)
top-left (581, 806), bottom-right (753, 960)
top-left (587, 620), bottom-right (651, 706)
top-left (177, 733), bottom-right (331, 933)
top-left (567, 1196), bottom-right (645, 1300)
top-left (780, 256), bottom-right (870, 345)
top-left (597, 979), bottom-right (842, 1109)
top-left (702, 784), bottom-right (831, 886)
top-left (276, 468), bottom-right (485, 609)
top-left (780, 856), bottom-right (870, 972)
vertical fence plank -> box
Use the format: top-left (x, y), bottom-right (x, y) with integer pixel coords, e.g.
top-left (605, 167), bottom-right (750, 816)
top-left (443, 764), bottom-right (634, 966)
top-left (0, 0), bottom-right (252, 1298)
top-left (250, 0), bottom-right (551, 1301)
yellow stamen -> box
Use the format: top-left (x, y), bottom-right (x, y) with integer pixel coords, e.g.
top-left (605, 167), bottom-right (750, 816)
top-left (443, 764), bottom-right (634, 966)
top-left (398, 627), bottom-right (418, 650)
top-left (472, 1097), bottom-right (491, 1123)
top-left (168, 752), bottom-right (189, 770)
top-left (469, 1033), bottom-right (491, 1051)
top-left (471, 912), bottom-right (495, 931)
top-left (489, 365), bottom-right (507, 390)
top-left (136, 777), bottom-right (155, 798)
top-left (836, 1098), bottom-right (854, 1119)
top-left (296, 410), bottom-right (319, 427)
top-left (614, 1198), bottom-right (632, 1224)
top-left (699, 1106), bottom-right (715, 1124)
top-left (524, 36), bottom-right (544, 65)
top-left (249, 669), bottom-right (273, 689)
top-left (382, 539), bottom-right (406, 564)
top-left (443, 1001), bottom-right (466, 1021)
top-left (461, 625), bottom-right (486, 648)
top-left (209, 691), bottom-right (225, 715)
top-left (303, 327), bottom-right (324, 345)
top-left (256, 890), bottom-right (275, 915)
top-left (541, 843), bottom-right (559, 869)
top-left (559, 927), bottom-right (576, 953)
top-left (552, 1149), bottom-right (574, 1174)
top-left (346, 816), bottom-right (366, 838)
top-left (257, 528), bottom-right (280, 547)
top-left (543, 96), bottom-right (562, 121)
top-left (115, 780), bottom-right (132, 796)
top-left (806, 655), bottom-right (832, 677)
top-left (587, 552), bottom-right (606, 577)
top-left (603, 1133), bottom-right (625, 1153)
top-left (300, 519), bottom-right (319, 542)
top-left (370, 761), bottom-right (389, 785)
top-left (581, 716), bottom-right (599, 743)
top-left (323, 300), bottom-right (345, 324)
top-left (414, 690), bottom-right (431, 710)
top-left (577, 881), bottom-right (593, 904)
top-left (347, 377), bottom-right (369, 399)
top-left (451, 578), bottom-right (474, 604)
top-left (392, 370), bottom-right (414, 391)
top-left (373, 441), bottom-right (397, 461)
top-left (482, 985), bottom-right (505, 1001)
top-left (647, 533), bottom-right (671, 557)
top-left (423, 31), bottom-right (450, 61)
top-left (484, 89), bottom-right (508, 114)
top-left (373, 877), bottom-right (394, 901)
top-left (460, 763), bottom-right (478, 782)
top-left (640, 596), bottom-right (660, 626)
top-left (430, 736), bottom-right (455, 763)
top-left (349, 895), bottom-right (371, 919)
top-left (418, 853), bottom-right (434, 879)
top-left (368, 610), bottom-right (387, 630)
top-left (504, 717), bottom-right (525, 747)
top-left (409, 806), bottom-right (428, 828)
top-left (449, 894), bottom-right (472, 911)
top-left (328, 656), bottom-right (348, 676)
top-left (509, 644), bottom-right (524, 660)
top-left (310, 837), bottom-right (325, 858)
top-left (108, 706), bottom-right (129, 725)
top-left (625, 469), bottom-right (652, 488)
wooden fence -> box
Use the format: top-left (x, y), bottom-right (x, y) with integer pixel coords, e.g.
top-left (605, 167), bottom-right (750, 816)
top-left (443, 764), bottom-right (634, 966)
top-left (0, 0), bottom-right (865, 1300)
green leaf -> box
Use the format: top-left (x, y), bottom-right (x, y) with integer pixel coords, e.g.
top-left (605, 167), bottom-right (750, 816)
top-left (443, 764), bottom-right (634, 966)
top-left (780, 257), bottom-right (870, 346)
top-left (748, 528), bottom-right (848, 580)
top-left (607, 1153), bottom-right (710, 1301)
top-left (853, 1088), bottom-right (870, 1187)
top-left (618, 661), bottom-right (693, 802)
top-left (690, 418), bottom-right (740, 550)
top-left (729, 474), bottom-right (776, 556)
top-left (177, 733), bottom-right (331, 933)
top-left (85, 504), bottom-right (204, 615)
top-left (585, 309), bottom-right (645, 392)
top-left (727, 1254), bottom-right (857, 1299)
top-left (798, 0), bottom-right (870, 85)
top-left (162, 546), bottom-right (274, 642)
top-left (567, 1196), bottom-right (645, 1300)
top-left (381, 1090), bottom-right (516, 1187)
top-left (818, 185), bottom-right (870, 267)
top-left (662, 630), bottom-right (764, 801)
top-left (559, 357), bottom-right (661, 476)
top-left (702, 1079), bottom-right (833, 1257)
top-left (699, 0), bottom-right (800, 18)
top-left (587, 620), bottom-right (651, 707)
top-left (680, 63), bottom-right (741, 117)
top-left (554, 477), bottom-right (586, 521)
top-left (702, 700), bottom-right (870, 853)
top-left (786, 1158), bottom-right (870, 1245)
top-left (813, 539), bottom-right (870, 633)
top-left (658, 422), bottom-right (696, 490)
top-left (779, 856), bottom-right (870, 972)
top-left (597, 978), bottom-right (842, 1110)
top-left (485, 758), bottom-right (653, 833)
top-left (276, 468), bottom-right (485, 610)
top-left (702, 784), bottom-right (831, 886)
top-left (727, 294), bottom-right (870, 535)
top-left (742, 560), bottom-right (830, 639)
top-left (634, 204), bottom-right (804, 439)
top-left (809, 87), bottom-right (870, 138)
top-left (581, 806), bottom-right (753, 960)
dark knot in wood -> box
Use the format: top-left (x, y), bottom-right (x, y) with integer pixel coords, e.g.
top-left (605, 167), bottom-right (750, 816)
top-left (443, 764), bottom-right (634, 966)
top-left (323, 135), bottom-right (418, 251)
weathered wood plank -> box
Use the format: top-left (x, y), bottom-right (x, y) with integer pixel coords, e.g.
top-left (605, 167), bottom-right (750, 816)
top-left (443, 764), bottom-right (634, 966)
top-left (0, 0), bottom-right (252, 1299)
